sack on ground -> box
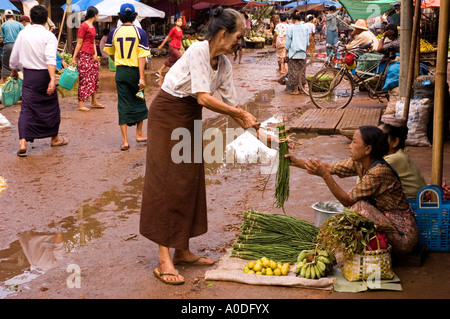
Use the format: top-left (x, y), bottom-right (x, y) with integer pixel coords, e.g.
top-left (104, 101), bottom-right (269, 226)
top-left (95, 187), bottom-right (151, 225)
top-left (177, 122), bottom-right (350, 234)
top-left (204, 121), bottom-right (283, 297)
top-left (2, 78), bottom-right (22, 107)
top-left (395, 98), bottom-right (431, 147)
top-left (343, 245), bottom-right (394, 282)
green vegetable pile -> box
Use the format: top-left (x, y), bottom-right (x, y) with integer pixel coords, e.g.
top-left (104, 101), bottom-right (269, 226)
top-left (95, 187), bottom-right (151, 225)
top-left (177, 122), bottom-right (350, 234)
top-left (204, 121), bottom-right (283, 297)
top-left (231, 210), bottom-right (319, 263)
top-left (316, 208), bottom-right (391, 256)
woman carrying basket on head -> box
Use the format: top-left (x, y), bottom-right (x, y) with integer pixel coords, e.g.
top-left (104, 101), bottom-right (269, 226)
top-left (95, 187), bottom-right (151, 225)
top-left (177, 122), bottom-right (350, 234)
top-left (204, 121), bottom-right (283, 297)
top-left (140, 7), bottom-right (274, 285)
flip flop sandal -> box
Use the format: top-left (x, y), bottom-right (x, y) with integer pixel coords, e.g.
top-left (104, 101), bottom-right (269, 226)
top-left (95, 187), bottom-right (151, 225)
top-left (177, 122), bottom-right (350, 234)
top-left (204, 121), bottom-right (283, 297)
top-left (121, 145), bottom-right (130, 151)
top-left (51, 138), bottom-right (68, 147)
top-left (173, 255), bottom-right (216, 266)
top-left (153, 269), bottom-right (185, 285)
top-left (17, 149), bottom-right (27, 157)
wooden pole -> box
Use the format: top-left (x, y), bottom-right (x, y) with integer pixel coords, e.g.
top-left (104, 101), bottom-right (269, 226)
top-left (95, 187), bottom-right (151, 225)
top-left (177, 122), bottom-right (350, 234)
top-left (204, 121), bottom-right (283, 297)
top-left (57, 6), bottom-right (68, 46)
top-left (431, 0), bottom-right (449, 187)
top-left (66, 0), bottom-right (73, 54)
top-left (414, 30), bottom-right (420, 78)
top-left (402, 0), bottom-right (421, 120)
top-left (399, 0), bottom-right (413, 97)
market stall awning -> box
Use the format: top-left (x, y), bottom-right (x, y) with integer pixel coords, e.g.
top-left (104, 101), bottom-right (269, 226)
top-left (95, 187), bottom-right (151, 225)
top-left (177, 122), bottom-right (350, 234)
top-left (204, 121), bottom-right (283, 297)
top-left (338, 0), bottom-right (395, 20)
top-left (94, 0), bottom-right (165, 18)
top-left (420, 0), bottom-right (440, 7)
top-left (0, 0), bottom-right (20, 12)
top-left (284, 0), bottom-right (342, 10)
top-left (61, 0), bottom-right (103, 12)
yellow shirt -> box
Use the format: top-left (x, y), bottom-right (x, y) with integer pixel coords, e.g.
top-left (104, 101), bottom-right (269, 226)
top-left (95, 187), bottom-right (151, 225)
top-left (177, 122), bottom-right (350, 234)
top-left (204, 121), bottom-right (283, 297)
top-left (384, 149), bottom-right (427, 199)
top-left (104, 25), bottom-right (150, 67)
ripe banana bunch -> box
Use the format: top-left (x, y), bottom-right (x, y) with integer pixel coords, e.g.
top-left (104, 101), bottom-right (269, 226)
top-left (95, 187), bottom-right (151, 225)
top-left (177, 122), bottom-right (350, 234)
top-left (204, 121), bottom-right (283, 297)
top-left (295, 248), bottom-right (336, 280)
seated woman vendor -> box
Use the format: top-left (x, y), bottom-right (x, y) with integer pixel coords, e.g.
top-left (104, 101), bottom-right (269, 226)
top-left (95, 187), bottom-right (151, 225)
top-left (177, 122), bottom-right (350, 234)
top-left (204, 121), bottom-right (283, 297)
top-left (379, 115), bottom-right (427, 200)
top-left (286, 125), bottom-right (418, 254)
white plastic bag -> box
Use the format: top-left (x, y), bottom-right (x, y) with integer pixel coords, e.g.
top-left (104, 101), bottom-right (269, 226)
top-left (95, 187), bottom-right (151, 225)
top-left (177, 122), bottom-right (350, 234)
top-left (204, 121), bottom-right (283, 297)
top-left (395, 98), bottom-right (431, 147)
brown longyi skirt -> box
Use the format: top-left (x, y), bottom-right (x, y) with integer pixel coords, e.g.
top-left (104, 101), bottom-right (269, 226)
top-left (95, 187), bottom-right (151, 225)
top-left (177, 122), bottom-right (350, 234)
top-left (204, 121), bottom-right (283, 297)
top-left (139, 89), bottom-right (207, 250)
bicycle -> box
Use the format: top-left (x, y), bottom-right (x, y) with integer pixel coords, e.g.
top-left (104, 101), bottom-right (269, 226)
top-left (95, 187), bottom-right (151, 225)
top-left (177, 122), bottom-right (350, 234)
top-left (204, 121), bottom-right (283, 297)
top-left (308, 43), bottom-right (395, 109)
top-left (298, 43), bottom-right (340, 95)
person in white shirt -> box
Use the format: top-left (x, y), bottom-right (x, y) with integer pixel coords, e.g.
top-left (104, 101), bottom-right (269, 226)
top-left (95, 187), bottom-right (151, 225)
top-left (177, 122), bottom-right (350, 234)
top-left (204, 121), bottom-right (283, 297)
top-left (10, 5), bottom-right (68, 157)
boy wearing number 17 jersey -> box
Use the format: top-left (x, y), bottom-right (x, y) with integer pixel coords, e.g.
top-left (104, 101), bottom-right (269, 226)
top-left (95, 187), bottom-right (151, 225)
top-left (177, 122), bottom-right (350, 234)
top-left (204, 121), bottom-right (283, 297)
top-left (104, 3), bottom-right (151, 151)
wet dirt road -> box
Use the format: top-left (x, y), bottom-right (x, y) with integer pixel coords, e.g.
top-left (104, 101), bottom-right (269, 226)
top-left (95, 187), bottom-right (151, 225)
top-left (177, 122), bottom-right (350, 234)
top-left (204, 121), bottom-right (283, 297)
top-left (0, 47), bottom-right (450, 302)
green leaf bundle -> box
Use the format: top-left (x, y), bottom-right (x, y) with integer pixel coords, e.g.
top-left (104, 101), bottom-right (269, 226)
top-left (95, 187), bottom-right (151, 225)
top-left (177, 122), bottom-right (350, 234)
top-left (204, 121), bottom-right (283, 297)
top-left (275, 123), bottom-right (290, 214)
top-left (231, 210), bottom-right (319, 263)
top-left (317, 208), bottom-right (378, 256)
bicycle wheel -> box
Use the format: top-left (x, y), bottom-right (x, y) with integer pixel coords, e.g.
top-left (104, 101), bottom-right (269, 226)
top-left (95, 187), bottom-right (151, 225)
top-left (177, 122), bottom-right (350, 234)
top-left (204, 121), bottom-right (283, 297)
top-left (309, 67), bottom-right (354, 109)
top-left (298, 59), bottom-right (329, 95)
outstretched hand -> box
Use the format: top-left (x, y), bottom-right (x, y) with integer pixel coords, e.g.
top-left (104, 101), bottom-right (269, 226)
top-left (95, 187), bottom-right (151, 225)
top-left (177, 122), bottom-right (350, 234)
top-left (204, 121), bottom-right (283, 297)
top-left (304, 158), bottom-right (329, 178)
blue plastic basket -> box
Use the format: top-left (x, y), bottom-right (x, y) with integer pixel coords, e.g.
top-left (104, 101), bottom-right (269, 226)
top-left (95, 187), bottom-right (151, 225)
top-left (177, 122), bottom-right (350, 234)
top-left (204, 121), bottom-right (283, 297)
top-left (410, 185), bottom-right (450, 252)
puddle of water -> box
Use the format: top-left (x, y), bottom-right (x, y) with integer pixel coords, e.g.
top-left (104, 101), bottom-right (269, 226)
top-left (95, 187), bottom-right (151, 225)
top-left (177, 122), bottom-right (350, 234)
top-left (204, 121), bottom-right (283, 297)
top-left (0, 176), bottom-right (144, 298)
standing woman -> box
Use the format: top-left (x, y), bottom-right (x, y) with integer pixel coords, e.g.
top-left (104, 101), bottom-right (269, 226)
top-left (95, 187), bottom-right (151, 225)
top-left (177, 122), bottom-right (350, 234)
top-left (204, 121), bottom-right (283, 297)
top-left (273, 13), bottom-right (288, 74)
top-left (284, 11), bottom-right (309, 95)
top-left (71, 6), bottom-right (103, 111)
top-left (140, 7), bottom-right (263, 285)
top-left (156, 16), bottom-right (184, 81)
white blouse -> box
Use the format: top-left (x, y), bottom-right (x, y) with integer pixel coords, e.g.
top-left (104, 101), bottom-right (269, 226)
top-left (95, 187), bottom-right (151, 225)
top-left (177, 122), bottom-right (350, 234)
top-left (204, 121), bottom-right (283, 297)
top-left (161, 40), bottom-right (238, 107)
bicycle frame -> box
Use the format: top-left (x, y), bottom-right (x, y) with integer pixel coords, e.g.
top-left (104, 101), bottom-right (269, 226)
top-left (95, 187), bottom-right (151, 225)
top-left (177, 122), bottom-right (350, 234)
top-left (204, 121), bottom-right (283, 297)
top-left (328, 47), bottom-right (393, 102)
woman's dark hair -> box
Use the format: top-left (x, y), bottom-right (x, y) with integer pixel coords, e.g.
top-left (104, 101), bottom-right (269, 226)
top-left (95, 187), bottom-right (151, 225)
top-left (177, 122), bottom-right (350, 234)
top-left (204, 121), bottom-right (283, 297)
top-left (280, 14), bottom-right (287, 22)
top-left (85, 6), bottom-right (99, 20)
top-left (358, 125), bottom-right (389, 160)
top-left (205, 7), bottom-right (243, 40)
top-left (329, 5), bottom-right (336, 11)
top-left (119, 10), bottom-right (138, 23)
top-left (30, 5), bottom-right (48, 25)
top-left (381, 123), bottom-right (408, 150)
top-left (385, 23), bottom-right (399, 38)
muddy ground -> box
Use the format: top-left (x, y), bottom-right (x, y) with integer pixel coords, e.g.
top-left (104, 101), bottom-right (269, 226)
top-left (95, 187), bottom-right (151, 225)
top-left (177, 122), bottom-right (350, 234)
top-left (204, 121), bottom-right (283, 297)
top-left (0, 45), bottom-right (450, 304)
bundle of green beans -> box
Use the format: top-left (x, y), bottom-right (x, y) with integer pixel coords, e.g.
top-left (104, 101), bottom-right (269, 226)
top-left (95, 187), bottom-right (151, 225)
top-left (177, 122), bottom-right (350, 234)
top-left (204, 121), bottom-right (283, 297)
top-left (275, 123), bottom-right (290, 214)
top-left (231, 210), bottom-right (319, 263)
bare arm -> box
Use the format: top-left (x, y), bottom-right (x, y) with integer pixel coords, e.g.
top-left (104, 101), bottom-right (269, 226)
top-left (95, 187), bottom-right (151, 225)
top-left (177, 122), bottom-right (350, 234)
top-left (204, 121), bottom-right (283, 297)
top-left (71, 37), bottom-right (84, 65)
top-left (138, 57), bottom-right (146, 89)
top-left (47, 64), bottom-right (56, 95)
top-left (158, 36), bottom-right (172, 50)
top-left (197, 92), bottom-right (258, 130)
top-left (305, 158), bottom-right (354, 207)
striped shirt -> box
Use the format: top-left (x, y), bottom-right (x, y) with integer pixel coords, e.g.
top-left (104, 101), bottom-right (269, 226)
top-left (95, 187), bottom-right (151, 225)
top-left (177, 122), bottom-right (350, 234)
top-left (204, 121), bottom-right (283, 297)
top-left (104, 25), bottom-right (150, 67)
top-left (331, 158), bottom-right (410, 212)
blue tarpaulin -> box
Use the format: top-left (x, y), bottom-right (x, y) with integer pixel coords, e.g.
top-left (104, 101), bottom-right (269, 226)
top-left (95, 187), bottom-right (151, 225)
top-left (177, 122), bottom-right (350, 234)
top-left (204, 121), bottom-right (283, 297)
top-left (0, 0), bottom-right (20, 11)
top-left (61, 0), bottom-right (104, 11)
top-left (284, 0), bottom-right (342, 8)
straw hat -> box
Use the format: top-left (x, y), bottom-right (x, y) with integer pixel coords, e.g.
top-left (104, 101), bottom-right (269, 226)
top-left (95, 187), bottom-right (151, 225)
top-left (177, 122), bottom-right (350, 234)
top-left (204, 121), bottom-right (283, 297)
top-left (350, 19), bottom-right (369, 31)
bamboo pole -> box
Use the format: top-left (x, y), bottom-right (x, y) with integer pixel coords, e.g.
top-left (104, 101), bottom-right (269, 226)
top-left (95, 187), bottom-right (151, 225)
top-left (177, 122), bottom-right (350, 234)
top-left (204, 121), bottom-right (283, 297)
top-left (57, 5), bottom-right (68, 46)
top-left (431, 0), bottom-right (449, 187)
top-left (399, 0), bottom-right (413, 97)
top-left (402, 0), bottom-right (421, 120)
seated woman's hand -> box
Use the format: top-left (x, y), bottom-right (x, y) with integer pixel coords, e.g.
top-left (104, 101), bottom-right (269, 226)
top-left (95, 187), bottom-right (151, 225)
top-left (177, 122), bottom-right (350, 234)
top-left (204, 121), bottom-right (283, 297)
top-left (305, 158), bottom-right (329, 178)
